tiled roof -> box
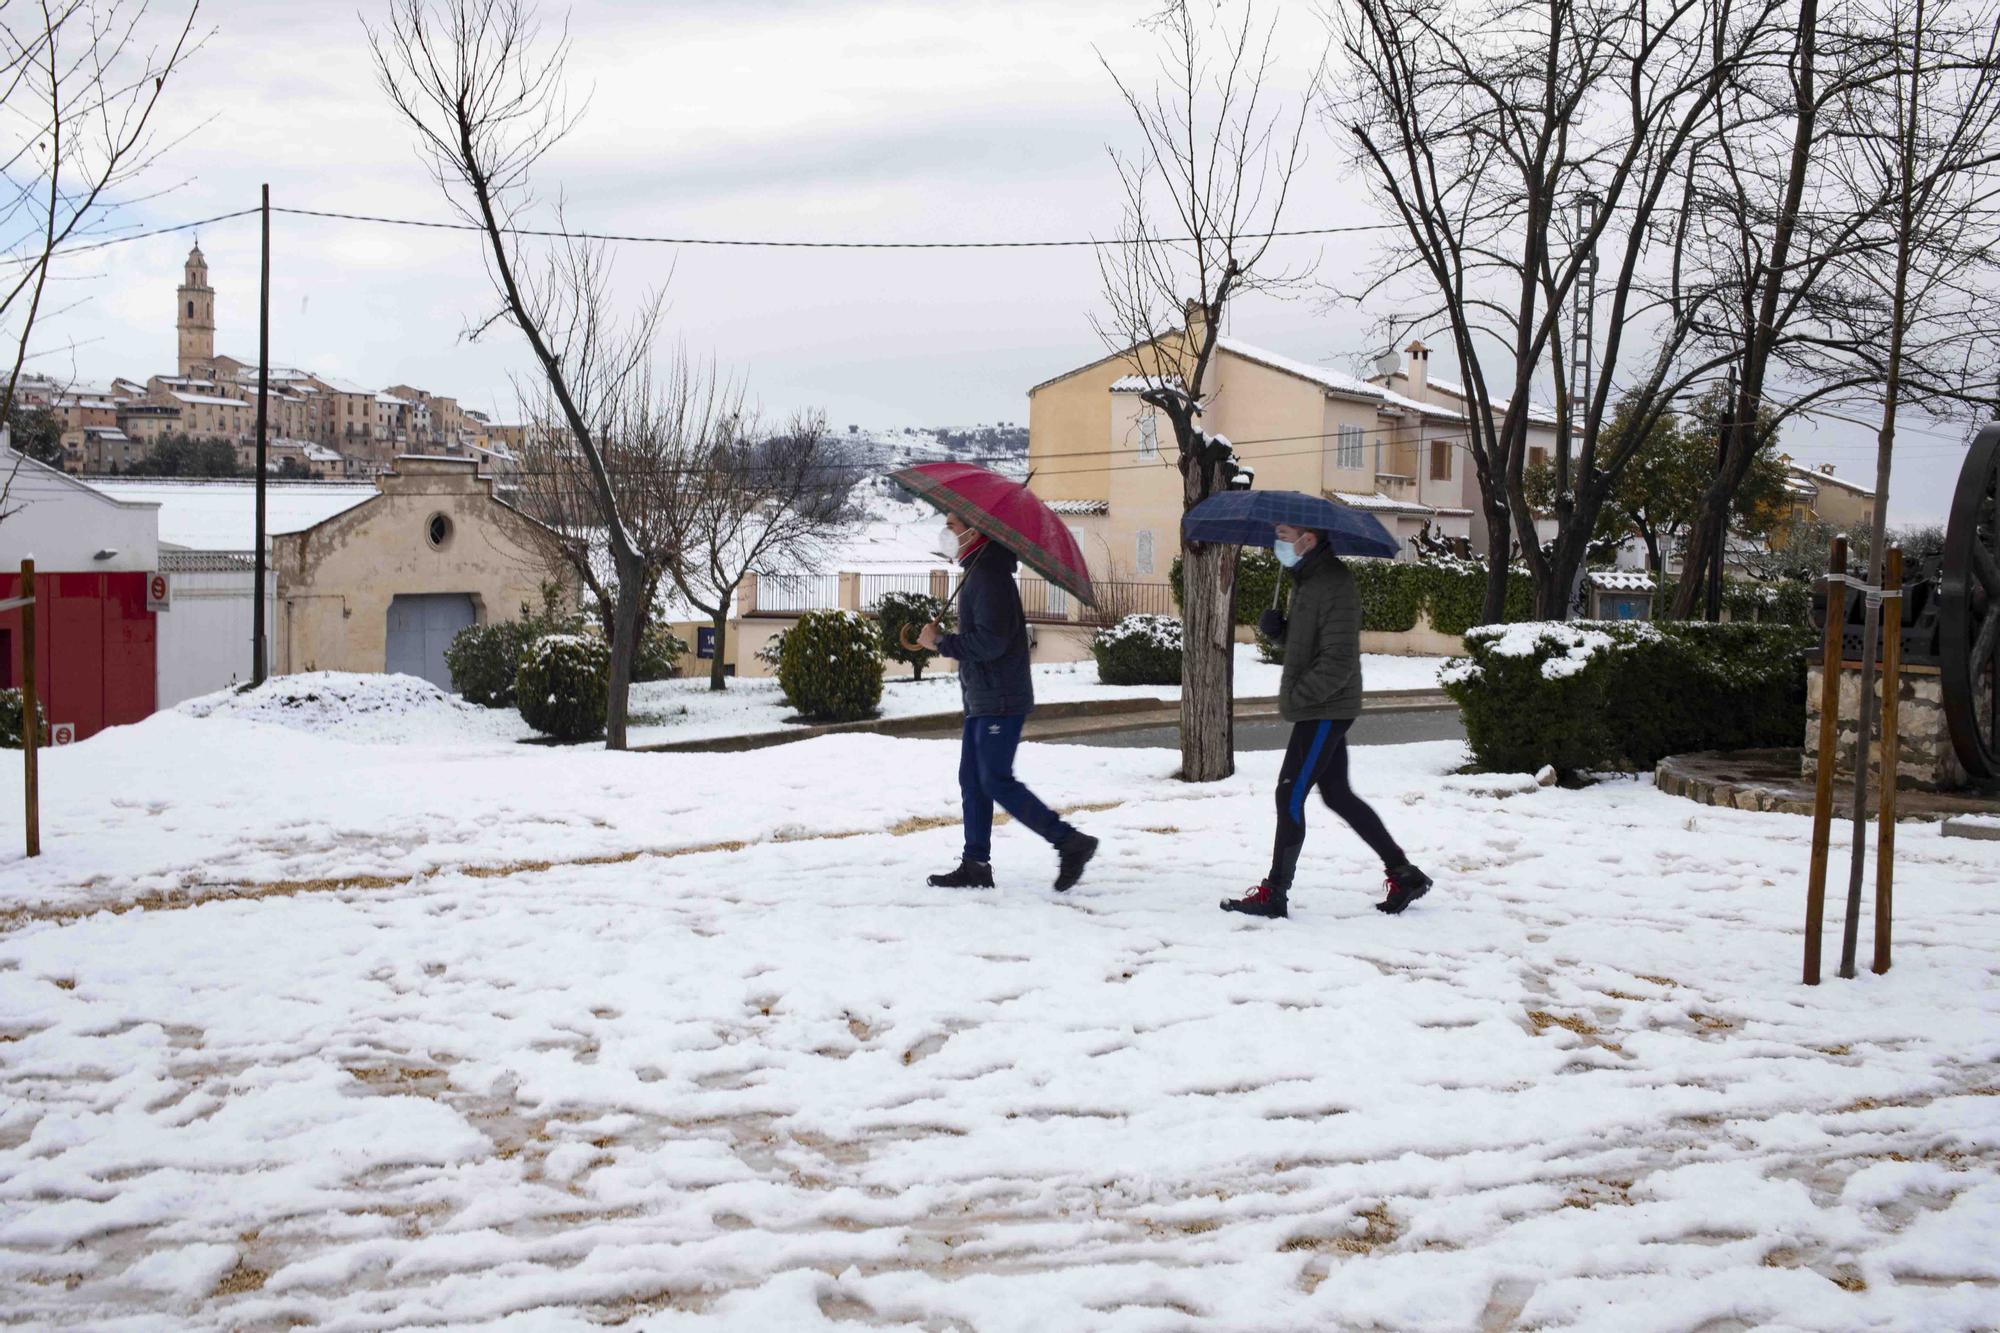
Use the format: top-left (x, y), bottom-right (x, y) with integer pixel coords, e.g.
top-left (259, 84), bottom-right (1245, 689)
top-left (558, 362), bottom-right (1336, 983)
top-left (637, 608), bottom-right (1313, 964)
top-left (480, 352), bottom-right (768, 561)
top-left (1588, 570), bottom-right (1655, 592)
top-left (1046, 499), bottom-right (1110, 515)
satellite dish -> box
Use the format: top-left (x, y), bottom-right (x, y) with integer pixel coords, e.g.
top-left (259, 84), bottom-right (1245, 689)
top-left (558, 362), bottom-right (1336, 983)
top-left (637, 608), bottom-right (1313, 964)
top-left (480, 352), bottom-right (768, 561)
top-left (1373, 349), bottom-right (1402, 378)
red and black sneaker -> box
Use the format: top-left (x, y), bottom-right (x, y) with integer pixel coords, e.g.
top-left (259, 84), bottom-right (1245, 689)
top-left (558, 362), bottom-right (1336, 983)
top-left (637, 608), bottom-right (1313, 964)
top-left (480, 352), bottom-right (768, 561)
top-left (1376, 863), bottom-right (1432, 915)
top-left (1220, 882), bottom-right (1289, 919)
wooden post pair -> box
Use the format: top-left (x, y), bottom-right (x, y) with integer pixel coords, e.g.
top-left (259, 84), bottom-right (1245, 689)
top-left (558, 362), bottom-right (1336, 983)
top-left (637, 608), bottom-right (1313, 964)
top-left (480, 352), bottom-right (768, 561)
top-left (1804, 541), bottom-right (1902, 983)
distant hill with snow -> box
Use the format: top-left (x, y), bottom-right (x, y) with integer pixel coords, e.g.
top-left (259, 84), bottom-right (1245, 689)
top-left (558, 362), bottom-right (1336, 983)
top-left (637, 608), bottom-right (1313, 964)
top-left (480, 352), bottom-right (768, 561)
top-left (831, 424), bottom-right (1027, 526)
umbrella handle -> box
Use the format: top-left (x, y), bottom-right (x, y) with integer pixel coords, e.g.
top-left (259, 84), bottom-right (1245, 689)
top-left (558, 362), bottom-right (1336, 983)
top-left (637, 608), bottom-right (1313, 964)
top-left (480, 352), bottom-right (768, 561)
top-left (900, 621), bottom-right (938, 652)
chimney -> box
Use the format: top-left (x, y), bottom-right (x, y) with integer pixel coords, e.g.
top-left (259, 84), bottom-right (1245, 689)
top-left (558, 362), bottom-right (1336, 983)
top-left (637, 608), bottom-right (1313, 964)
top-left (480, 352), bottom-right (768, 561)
top-left (1403, 339), bottom-right (1430, 393)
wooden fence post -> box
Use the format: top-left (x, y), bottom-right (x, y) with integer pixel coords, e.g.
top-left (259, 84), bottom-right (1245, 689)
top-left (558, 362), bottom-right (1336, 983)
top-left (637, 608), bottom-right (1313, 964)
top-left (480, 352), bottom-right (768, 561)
top-left (21, 558), bottom-right (39, 859)
top-left (1874, 546), bottom-right (1903, 975)
top-left (1804, 536), bottom-right (1847, 985)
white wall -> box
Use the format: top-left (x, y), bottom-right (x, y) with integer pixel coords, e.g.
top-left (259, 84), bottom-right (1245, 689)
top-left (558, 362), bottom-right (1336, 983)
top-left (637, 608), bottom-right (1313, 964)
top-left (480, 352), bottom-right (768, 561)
top-left (0, 449), bottom-right (159, 572)
top-left (155, 567), bottom-right (275, 707)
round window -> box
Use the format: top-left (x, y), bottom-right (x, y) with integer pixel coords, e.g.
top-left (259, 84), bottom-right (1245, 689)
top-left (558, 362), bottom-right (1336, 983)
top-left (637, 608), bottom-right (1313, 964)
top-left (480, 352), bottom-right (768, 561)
top-left (426, 513), bottom-right (453, 549)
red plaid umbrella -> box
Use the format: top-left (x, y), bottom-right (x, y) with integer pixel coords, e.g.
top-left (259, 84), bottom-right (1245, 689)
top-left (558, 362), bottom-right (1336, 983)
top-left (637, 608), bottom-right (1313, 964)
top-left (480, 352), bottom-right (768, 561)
top-left (890, 462), bottom-right (1096, 606)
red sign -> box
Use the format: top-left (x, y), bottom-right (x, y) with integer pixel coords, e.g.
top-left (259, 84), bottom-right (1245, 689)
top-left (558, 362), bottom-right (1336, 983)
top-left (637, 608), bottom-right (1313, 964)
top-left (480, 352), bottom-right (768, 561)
top-left (146, 573), bottom-right (170, 613)
top-left (50, 723), bottom-right (75, 746)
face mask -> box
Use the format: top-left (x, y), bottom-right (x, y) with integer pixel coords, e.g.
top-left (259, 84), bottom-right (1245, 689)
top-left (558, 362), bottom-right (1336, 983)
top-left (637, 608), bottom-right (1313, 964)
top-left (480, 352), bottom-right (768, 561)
top-left (1274, 539), bottom-right (1301, 569)
top-left (938, 525), bottom-right (961, 559)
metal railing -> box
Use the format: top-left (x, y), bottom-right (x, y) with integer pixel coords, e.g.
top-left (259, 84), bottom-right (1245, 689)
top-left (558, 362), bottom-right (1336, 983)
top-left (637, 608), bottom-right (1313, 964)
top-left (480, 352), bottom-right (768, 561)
top-left (858, 573), bottom-right (943, 612)
top-left (752, 574), bottom-right (843, 615)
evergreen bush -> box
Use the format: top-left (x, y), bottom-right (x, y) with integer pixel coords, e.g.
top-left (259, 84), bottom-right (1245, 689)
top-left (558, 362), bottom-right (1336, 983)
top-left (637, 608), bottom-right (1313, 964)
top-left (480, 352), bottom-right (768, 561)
top-left (876, 590), bottom-right (953, 680)
top-left (445, 584), bottom-right (576, 708)
top-left (0, 687), bottom-right (48, 749)
top-left (1092, 613), bottom-right (1184, 685)
top-left (1170, 549), bottom-right (1284, 626)
top-left (778, 610), bottom-right (883, 721)
top-left (1443, 620), bottom-right (1812, 776)
top-left (515, 633), bottom-right (611, 742)
top-left (634, 620), bottom-right (689, 682)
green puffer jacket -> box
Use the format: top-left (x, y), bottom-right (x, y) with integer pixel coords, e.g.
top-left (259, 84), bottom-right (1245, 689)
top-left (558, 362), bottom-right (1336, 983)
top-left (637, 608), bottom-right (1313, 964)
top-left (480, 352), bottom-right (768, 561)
top-left (1276, 548), bottom-right (1363, 723)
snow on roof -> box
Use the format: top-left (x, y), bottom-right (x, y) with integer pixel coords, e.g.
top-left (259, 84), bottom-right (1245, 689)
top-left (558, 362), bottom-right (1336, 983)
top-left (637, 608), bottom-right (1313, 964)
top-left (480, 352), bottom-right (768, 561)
top-left (87, 477), bottom-right (378, 549)
top-left (170, 391), bottom-right (248, 407)
top-left (1588, 570), bottom-right (1655, 591)
top-left (1109, 375), bottom-right (1184, 393)
top-left (1328, 489), bottom-right (1437, 517)
top-left (1421, 376), bottom-right (1562, 428)
top-left (378, 393), bottom-right (410, 405)
top-left (1047, 499), bottom-right (1110, 515)
top-left (314, 375), bottom-right (376, 396)
top-left (1216, 338), bottom-right (1385, 402)
top-left (1787, 462), bottom-right (1875, 498)
top-left (1373, 385), bottom-right (1467, 422)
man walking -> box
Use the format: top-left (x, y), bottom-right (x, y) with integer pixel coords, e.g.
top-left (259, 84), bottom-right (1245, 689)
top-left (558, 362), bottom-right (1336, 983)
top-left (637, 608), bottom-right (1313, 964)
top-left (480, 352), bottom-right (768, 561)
top-left (1221, 523), bottom-right (1432, 920)
top-left (919, 513), bottom-right (1099, 893)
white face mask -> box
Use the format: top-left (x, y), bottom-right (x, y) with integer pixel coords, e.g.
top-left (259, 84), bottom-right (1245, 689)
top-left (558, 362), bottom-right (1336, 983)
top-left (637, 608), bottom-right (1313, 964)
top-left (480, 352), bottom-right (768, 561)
top-left (1274, 539), bottom-right (1301, 568)
top-left (938, 524), bottom-right (961, 559)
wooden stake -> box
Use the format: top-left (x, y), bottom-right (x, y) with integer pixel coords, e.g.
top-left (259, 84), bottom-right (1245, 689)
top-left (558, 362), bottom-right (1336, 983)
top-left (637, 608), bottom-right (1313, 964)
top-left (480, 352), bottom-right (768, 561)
top-left (21, 558), bottom-right (39, 858)
top-left (1804, 536), bottom-right (1847, 985)
top-left (1874, 546), bottom-right (1903, 975)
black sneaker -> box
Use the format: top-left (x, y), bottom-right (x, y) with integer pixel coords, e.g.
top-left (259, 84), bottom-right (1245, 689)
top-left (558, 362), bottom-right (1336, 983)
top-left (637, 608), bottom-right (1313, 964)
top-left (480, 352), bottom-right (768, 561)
top-left (1377, 863), bottom-right (1432, 915)
top-left (1221, 882), bottom-right (1289, 919)
top-left (1053, 831), bottom-right (1098, 892)
top-left (928, 859), bottom-right (994, 889)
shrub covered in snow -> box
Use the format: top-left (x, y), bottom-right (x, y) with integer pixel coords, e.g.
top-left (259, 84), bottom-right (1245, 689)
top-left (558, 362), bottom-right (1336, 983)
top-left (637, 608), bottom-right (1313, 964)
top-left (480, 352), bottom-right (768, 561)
top-left (1443, 619), bottom-right (1814, 775)
top-left (0, 687), bottom-right (48, 749)
top-left (876, 590), bottom-right (953, 680)
top-left (778, 610), bottom-right (882, 721)
top-left (515, 634), bottom-right (611, 742)
top-left (1092, 614), bottom-right (1183, 686)
top-left (446, 586), bottom-right (579, 709)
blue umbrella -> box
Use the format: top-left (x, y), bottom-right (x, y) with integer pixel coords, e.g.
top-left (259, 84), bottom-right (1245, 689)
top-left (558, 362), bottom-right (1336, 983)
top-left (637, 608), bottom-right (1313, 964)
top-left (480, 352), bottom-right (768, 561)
top-left (1182, 490), bottom-right (1402, 559)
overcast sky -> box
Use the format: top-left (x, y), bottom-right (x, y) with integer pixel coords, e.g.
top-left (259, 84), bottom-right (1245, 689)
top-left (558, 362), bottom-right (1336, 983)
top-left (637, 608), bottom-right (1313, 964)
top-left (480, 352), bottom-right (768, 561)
top-left (28, 0), bottom-right (1986, 524)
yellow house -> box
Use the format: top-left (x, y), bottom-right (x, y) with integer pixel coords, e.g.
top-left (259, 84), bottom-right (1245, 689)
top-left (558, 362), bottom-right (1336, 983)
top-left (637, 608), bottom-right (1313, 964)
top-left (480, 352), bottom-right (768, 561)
top-left (1778, 459), bottom-right (1876, 536)
top-left (1028, 319), bottom-right (1561, 580)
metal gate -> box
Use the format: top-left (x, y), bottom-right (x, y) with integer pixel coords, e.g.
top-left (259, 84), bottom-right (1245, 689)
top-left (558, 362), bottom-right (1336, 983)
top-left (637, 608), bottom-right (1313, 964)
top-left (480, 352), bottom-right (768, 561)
top-left (385, 593), bottom-right (476, 690)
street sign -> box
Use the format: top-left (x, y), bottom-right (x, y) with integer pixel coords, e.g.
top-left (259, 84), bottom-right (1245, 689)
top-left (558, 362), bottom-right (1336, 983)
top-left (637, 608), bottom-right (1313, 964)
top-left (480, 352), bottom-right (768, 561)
top-left (146, 572), bottom-right (171, 612)
top-left (50, 723), bottom-right (74, 746)
top-left (697, 626), bottom-right (716, 659)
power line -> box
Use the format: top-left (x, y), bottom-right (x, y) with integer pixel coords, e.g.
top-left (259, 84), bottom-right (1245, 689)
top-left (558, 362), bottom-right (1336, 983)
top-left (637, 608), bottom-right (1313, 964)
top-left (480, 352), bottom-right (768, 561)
top-left (5, 207), bottom-right (262, 266)
top-left (268, 205), bottom-right (1399, 250)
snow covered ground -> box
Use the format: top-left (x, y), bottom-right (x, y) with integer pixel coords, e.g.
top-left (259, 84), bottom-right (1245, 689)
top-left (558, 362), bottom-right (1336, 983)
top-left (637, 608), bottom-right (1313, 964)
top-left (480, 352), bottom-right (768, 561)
top-left (3, 690), bottom-right (1998, 1330)
top-left (630, 647), bottom-right (1447, 745)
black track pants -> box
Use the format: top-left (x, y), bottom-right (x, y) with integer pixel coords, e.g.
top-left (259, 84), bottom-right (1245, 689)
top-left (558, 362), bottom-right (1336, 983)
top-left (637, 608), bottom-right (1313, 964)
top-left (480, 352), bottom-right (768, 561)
top-left (1266, 718), bottom-right (1407, 891)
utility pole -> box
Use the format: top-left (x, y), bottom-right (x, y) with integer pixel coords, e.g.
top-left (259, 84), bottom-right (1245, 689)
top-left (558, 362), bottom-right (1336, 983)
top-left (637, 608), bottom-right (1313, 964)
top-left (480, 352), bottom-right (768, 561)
top-left (1565, 193), bottom-right (1599, 618)
top-left (253, 184), bottom-right (271, 685)
top-left (1705, 364), bottom-right (1737, 622)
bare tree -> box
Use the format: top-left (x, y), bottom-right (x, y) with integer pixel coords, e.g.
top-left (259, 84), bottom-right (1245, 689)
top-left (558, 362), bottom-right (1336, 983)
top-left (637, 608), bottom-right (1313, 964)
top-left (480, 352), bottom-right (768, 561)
top-left (510, 321), bottom-right (703, 665)
top-left (1669, 0), bottom-right (1903, 617)
top-left (670, 410), bottom-right (852, 692)
top-left (0, 0), bottom-right (201, 523)
top-left (1330, 0), bottom-right (1792, 622)
top-left (371, 0), bottom-right (670, 748)
top-left (1095, 0), bottom-right (1312, 782)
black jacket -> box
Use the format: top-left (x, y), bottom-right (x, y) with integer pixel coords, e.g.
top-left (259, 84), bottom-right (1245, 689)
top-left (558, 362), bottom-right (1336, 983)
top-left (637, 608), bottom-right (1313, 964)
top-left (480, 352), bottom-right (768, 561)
top-left (936, 545), bottom-right (1035, 717)
top-left (1274, 547), bottom-right (1363, 722)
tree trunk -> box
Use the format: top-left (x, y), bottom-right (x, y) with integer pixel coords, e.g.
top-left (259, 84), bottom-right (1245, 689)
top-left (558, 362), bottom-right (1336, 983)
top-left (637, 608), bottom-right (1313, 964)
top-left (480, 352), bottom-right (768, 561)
top-left (1179, 539), bottom-right (1238, 782)
top-left (604, 565), bottom-right (645, 751)
top-left (1481, 513), bottom-right (1511, 624)
top-left (709, 607), bottom-right (729, 692)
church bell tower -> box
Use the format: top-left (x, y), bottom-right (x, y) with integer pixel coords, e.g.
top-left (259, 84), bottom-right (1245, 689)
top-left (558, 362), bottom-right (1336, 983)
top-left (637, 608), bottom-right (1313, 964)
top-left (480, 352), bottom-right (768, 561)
top-left (177, 243), bottom-right (215, 378)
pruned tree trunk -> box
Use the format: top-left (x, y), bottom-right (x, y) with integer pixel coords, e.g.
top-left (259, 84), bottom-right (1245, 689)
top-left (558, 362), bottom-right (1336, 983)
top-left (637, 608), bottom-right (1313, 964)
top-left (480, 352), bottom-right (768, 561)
top-left (1179, 539), bottom-right (1240, 781)
top-left (709, 605), bottom-right (730, 691)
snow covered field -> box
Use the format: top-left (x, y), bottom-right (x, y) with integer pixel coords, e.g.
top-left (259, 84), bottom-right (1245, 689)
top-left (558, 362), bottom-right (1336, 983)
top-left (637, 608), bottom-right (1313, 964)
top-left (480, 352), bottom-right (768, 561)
top-left (2, 686), bottom-right (1998, 1330)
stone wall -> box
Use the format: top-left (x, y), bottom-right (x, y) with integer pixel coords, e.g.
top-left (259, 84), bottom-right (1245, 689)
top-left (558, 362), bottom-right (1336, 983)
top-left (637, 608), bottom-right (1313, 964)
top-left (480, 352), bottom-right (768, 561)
top-left (1803, 662), bottom-right (1965, 790)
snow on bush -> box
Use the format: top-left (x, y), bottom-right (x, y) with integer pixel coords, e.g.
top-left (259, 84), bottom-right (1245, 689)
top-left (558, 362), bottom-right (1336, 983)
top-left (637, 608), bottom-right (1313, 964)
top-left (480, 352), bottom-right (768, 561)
top-left (1445, 619), bottom-right (1812, 776)
top-left (179, 672), bottom-right (518, 746)
top-left (515, 634), bottom-right (611, 742)
top-left (778, 609), bottom-right (883, 722)
top-left (1092, 613), bottom-right (1183, 686)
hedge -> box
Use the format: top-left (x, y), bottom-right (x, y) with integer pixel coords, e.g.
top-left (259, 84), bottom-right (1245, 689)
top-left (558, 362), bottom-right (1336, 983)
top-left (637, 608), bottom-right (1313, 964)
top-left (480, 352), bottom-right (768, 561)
top-left (1176, 553), bottom-right (1533, 641)
top-left (1441, 620), bottom-right (1814, 776)
top-left (1169, 549), bottom-right (1284, 627)
top-left (779, 609), bottom-right (883, 721)
top-left (516, 633), bottom-right (611, 742)
top-left (1, 687), bottom-right (48, 749)
top-left (1092, 613), bottom-right (1183, 685)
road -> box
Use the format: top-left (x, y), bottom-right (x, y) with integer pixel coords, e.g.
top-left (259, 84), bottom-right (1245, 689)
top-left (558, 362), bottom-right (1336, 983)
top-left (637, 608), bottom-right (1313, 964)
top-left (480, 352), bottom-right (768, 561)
top-left (1045, 704), bottom-right (1465, 751)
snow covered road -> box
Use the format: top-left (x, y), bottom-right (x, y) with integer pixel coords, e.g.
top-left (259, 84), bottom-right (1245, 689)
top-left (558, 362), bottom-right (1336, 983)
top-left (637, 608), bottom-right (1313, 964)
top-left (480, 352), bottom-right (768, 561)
top-left (2, 697), bottom-right (1998, 1330)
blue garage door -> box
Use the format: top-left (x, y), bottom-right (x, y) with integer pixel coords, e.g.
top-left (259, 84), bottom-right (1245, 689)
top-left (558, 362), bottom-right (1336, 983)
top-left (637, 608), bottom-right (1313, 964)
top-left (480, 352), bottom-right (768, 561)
top-left (386, 594), bottom-right (477, 690)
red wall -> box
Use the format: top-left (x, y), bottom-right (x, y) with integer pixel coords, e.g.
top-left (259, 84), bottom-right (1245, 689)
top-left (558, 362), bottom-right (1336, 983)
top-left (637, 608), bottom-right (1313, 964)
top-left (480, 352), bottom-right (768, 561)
top-left (0, 571), bottom-right (156, 741)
